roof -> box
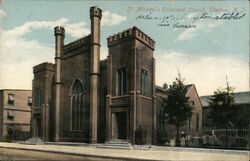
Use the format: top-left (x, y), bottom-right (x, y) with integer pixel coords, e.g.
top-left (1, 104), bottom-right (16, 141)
top-left (155, 84), bottom-right (194, 95)
top-left (155, 85), bottom-right (167, 92)
top-left (0, 89), bottom-right (32, 91)
top-left (200, 91), bottom-right (250, 107)
top-left (185, 84), bottom-right (193, 92)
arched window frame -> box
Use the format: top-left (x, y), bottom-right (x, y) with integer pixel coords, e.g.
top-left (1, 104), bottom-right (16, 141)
top-left (70, 79), bottom-right (86, 131)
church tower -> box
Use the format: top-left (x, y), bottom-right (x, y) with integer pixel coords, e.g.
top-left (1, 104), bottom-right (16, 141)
top-left (106, 27), bottom-right (156, 144)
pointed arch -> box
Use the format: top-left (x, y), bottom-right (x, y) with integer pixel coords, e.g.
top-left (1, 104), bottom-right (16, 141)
top-left (71, 79), bottom-right (86, 131)
top-left (69, 79), bottom-right (85, 96)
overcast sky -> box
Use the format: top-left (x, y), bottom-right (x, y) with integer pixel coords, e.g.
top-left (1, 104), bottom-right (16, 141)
top-left (0, 0), bottom-right (249, 96)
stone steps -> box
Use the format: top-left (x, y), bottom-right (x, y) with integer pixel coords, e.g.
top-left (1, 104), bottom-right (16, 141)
top-left (19, 137), bottom-right (44, 145)
top-left (97, 139), bottom-right (132, 150)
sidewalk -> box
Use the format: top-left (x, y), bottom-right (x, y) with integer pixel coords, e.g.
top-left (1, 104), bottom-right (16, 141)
top-left (0, 142), bottom-right (249, 161)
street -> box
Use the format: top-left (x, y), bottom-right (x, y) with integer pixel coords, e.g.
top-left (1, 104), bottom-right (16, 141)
top-left (0, 143), bottom-right (249, 161)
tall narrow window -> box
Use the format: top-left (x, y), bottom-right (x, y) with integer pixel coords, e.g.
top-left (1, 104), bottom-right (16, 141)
top-left (159, 107), bottom-right (165, 130)
top-left (196, 113), bottom-right (199, 132)
top-left (36, 89), bottom-right (43, 107)
top-left (104, 87), bottom-right (107, 106)
top-left (7, 110), bottom-right (14, 120)
top-left (140, 69), bottom-right (149, 96)
top-left (116, 67), bottom-right (126, 96)
top-left (8, 94), bottom-right (14, 105)
top-left (188, 117), bottom-right (191, 132)
top-left (71, 80), bottom-right (85, 131)
top-left (28, 97), bottom-right (32, 106)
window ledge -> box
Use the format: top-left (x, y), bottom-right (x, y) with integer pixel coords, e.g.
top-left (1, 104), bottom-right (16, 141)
top-left (112, 95), bottom-right (130, 99)
top-left (70, 130), bottom-right (84, 132)
top-left (140, 95), bottom-right (152, 100)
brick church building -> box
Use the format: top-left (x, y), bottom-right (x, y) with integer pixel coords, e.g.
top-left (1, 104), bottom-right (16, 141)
top-left (31, 6), bottom-right (202, 145)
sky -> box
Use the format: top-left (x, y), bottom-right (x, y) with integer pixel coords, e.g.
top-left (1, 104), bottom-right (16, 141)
top-left (0, 0), bottom-right (249, 96)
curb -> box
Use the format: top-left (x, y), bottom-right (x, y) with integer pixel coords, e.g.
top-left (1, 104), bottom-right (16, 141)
top-left (0, 145), bottom-right (162, 161)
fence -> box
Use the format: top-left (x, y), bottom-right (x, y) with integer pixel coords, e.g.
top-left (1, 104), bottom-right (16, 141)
top-left (201, 128), bottom-right (249, 150)
top-left (156, 127), bottom-right (250, 150)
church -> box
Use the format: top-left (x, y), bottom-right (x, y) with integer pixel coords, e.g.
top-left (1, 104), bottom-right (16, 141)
top-left (31, 6), bottom-right (202, 145)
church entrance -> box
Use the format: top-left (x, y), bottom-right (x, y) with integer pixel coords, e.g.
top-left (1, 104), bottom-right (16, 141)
top-left (33, 115), bottom-right (41, 137)
top-left (112, 112), bottom-right (127, 140)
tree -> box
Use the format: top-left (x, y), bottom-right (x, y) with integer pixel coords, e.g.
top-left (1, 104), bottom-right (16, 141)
top-left (208, 77), bottom-right (235, 129)
top-left (162, 74), bottom-right (194, 145)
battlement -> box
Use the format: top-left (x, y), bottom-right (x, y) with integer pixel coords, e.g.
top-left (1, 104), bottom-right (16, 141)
top-left (63, 35), bottom-right (91, 53)
top-left (107, 26), bottom-right (155, 50)
top-left (54, 26), bottom-right (65, 37)
top-left (33, 62), bottom-right (54, 73)
top-left (90, 6), bottom-right (102, 19)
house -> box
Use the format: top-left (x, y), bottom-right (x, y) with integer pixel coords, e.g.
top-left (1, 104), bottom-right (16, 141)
top-left (155, 84), bottom-right (202, 144)
top-left (201, 91), bottom-right (250, 129)
top-left (0, 89), bottom-right (32, 141)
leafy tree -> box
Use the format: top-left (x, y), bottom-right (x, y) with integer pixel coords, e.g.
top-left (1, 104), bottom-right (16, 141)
top-left (208, 77), bottom-right (235, 128)
top-left (162, 75), bottom-right (193, 145)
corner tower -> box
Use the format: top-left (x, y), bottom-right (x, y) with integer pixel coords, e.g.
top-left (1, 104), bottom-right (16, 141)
top-left (89, 6), bottom-right (102, 143)
top-left (106, 27), bottom-right (156, 145)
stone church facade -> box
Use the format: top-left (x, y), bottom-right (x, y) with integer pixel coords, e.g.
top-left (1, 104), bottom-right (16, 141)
top-left (31, 6), bottom-right (201, 145)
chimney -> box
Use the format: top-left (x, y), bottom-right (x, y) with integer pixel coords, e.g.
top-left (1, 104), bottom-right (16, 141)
top-left (89, 6), bottom-right (102, 143)
top-left (54, 26), bottom-right (65, 142)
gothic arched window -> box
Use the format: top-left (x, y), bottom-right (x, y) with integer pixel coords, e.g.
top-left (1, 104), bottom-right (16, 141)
top-left (71, 80), bottom-right (85, 131)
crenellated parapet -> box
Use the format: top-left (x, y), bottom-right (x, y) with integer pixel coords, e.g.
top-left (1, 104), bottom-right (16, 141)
top-left (107, 26), bottom-right (155, 50)
top-left (54, 26), bottom-right (65, 37)
top-left (90, 6), bottom-right (102, 19)
top-left (33, 62), bottom-right (54, 73)
top-left (63, 35), bottom-right (91, 53)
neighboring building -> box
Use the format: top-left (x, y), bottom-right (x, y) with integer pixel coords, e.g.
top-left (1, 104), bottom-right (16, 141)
top-left (31, 6), bottom-right (156, 144)
top-left (0, 89), bottom-right (32, 141)
top-left (155, 84), bottom-right (203, 143)
top-left (184, 84), bottom-right (203, 136)
top-left (200, 91), bottom-right (250, 129)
